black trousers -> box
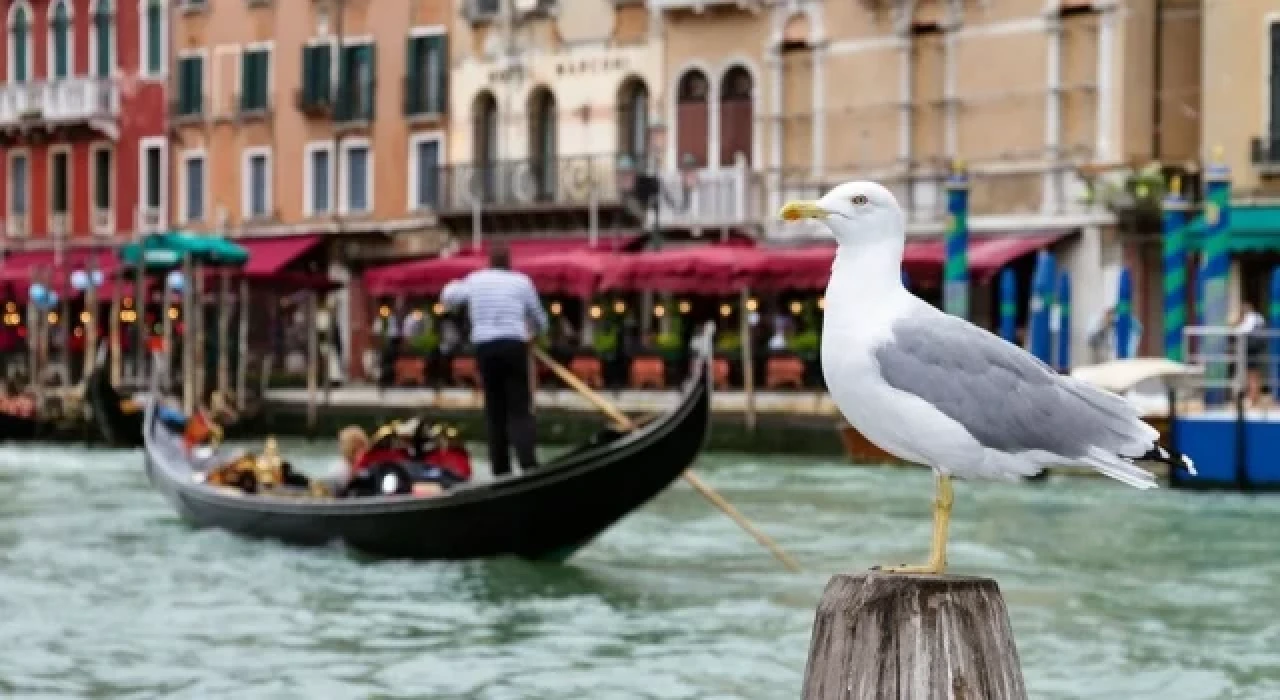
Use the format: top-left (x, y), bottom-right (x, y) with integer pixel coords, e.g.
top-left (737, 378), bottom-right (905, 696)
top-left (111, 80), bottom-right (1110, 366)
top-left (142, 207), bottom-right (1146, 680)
top-left (475, 338), bottom-right (538, 476)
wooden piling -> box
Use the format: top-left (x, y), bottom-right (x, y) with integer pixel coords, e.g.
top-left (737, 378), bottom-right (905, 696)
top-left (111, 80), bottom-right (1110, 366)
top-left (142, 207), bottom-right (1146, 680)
top-left (159, 282), bottom-right (175, 391)
top-left (108, 284), bottom-right (122, 387)
top-left (82, 258), bottom-right (99, 381)
top-left (193, 263), bottom-right (206, 405)
top-left (216, 271), bottom-right (232, 396)
top-left (801, 573), bottom-right (1026, 700)
top-left (235, 278), bottom-right (249, 410)
top-left (181, 254), bottom-right (195, 415)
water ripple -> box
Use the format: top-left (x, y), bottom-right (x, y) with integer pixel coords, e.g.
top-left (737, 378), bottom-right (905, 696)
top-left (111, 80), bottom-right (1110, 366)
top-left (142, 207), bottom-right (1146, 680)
top-left (0, 443), bottom-right (1277, 699)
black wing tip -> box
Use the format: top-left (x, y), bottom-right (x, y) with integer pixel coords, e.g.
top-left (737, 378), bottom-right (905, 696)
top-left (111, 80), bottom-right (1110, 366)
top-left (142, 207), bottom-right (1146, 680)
top-left (1139, 444), bottom-right (1198, 476)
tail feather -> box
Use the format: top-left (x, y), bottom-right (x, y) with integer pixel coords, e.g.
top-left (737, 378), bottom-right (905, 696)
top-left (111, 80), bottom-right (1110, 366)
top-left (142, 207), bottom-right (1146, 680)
top-left (1082, 448), bottom-right (1159, 489)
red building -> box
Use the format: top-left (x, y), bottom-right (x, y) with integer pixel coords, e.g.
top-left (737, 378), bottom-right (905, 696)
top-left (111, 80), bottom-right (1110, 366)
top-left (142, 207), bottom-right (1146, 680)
top-left (0, 0), bottom-right (166, 254)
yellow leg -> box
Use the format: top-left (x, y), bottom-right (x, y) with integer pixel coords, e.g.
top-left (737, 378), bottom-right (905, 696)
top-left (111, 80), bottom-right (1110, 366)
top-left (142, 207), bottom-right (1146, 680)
top-left (880, 473), bottom-right (953, 575)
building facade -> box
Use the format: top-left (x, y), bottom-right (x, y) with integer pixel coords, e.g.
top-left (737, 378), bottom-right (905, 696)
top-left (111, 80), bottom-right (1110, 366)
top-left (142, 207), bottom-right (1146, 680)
top-left (168, 0), bottom-right (451, 380)
top-left (167, 0), bottom-right (449, 241)
top-left (0, 0), bottom-right (167, 248)
top-left (657, 0), bottom-right (1202, 362)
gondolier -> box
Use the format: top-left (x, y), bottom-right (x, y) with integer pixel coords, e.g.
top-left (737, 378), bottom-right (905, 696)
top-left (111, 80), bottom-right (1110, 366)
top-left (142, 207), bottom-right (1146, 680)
top-left (441, 243), bottom-right (549, 476)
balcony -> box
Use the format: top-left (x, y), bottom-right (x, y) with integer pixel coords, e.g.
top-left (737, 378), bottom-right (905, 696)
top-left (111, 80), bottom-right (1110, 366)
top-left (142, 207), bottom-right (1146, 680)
top-left (431, 155), bottom-right (639, 233)
top-left (1251, 137), bottom-right (1280, 175)
top-left (168, 95), bottom-right (206, 125)
top-left (295, 88), bottom-right (332, 118)
top-left (0, 79), bottom-right (120, 143)
top-left (649, 160), bottom-right (763, 232)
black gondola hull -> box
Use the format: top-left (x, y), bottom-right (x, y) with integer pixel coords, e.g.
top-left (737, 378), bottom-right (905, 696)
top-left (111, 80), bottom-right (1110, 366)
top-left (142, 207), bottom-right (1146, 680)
top-left (86, 368), bottom-right (145, 448)
top-left (143, 350), bottom-right (713, 561)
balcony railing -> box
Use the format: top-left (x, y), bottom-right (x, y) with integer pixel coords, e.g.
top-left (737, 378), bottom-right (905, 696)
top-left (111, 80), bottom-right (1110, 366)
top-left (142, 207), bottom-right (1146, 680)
top-left (295, 88), bottom-right (332, 117)
top-left (651, 159), bottom-right (762, 231)
top-left (1251, 137), bottom-right (1280, 174)
top-left (0, 79), bottom-right (119, 127)
top-left (432, 155), bottom-right (623, 213)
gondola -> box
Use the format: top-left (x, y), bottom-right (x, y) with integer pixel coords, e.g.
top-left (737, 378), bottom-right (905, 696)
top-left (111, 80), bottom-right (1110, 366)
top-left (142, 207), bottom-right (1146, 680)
top-left (0, 410), bottom-right (40, 442)
top-left (142, 331), bottom-right (714, 561)
top-left (86, 366), bottom-right (145, 448)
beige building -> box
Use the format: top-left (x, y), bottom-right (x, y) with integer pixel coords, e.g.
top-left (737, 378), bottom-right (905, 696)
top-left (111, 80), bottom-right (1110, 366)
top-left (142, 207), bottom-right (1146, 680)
top-left (657, 0), bottom-right (1202, 360)
top-left (1205, 0), bottom-right (1280, 197)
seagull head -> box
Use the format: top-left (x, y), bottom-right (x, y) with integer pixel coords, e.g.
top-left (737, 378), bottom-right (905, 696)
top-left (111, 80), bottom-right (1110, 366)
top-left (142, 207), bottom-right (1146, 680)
top-left (777, 181), bottom-right (905, 247)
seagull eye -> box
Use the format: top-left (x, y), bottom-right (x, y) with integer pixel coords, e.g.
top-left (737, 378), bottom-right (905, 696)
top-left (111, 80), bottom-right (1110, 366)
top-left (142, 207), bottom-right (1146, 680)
top-left (851, 195), bottom-right (869, 206)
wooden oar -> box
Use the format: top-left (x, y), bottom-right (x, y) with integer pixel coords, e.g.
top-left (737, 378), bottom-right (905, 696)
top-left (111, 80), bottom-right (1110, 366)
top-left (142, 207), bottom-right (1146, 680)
top-left (531, 346), bottom-right (801, 572)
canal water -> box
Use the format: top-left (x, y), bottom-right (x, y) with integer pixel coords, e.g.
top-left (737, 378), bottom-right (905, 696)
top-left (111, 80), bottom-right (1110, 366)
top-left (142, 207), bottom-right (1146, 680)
top-left (1, 442), bottom-right (1277, 700)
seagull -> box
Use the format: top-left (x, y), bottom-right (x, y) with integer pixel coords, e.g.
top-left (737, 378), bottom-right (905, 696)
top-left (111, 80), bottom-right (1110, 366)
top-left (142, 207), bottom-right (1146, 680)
top-left (779, 182), bottom-right (1195, 575)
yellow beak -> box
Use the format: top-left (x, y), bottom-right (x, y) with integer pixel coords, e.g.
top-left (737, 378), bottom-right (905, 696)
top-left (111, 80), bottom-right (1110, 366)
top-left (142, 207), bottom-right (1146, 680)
top-left (778, 200), bottom-right (828, 221)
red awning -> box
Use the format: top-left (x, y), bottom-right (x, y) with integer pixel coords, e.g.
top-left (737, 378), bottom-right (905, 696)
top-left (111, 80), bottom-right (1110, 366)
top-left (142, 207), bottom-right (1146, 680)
top-left (365, 235), bottom-right (644, 297)
top-left (241, 234), bottom-right (324, 277)
top-left (0, 248), bottom-right (120, 300)
top-left (967, 233), bottom-right (1068, 283)
top-left (518, 251), bottom-right (616, 298)
top-left (601, 245), bottom-right (758, 294)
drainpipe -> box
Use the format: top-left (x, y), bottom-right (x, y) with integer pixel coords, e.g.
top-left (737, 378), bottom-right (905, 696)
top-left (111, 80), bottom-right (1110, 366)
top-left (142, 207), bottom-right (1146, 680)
top-left (1151, 0), bottom-right (1164, 159)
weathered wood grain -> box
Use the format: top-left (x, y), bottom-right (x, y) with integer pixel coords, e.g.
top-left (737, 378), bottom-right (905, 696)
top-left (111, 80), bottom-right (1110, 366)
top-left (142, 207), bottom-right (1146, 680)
top-left (801, 572), bottom-right (1027, 700)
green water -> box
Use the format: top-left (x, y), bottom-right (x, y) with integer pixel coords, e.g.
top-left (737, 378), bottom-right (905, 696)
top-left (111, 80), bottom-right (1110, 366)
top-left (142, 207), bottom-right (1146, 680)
top-left (0, 443), bottom-right (1278, 699)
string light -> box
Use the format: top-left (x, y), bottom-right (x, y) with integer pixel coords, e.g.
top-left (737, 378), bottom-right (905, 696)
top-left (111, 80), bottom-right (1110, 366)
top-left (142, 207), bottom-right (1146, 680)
top-left (719, 303), bottom-right (732, 317)
top-left (168, 307), bottom-right (180, 320)
top-left (432, 303), bottom-right (445, 315)
top-left (378, 305), bottom-right (391, 318)
top-left (745, 298), bottom-right (759, 312)
top-left (653, 305), bottom-right (665, 318)
top-left (80, 311), bottom-right (91, 323)
top-left (790, 301), bottom-right (803, 314)
top-left (47, 312), bottom-right (58, 324)
top-left (613, 300), bottom-right (626, 314)
top-left (678, 300), bottom-right (691, 313)
top-left (549, 301), bottom-right (562, 315)
top-left (411, 309), bottom-right (425, 320)
top-left (817, 297), bottom-right (825, 310)
top-left (589, 305), bottom-right (603, 319)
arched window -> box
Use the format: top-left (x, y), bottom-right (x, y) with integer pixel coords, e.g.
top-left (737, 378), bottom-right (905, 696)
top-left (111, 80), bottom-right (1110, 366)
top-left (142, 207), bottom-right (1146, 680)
top-left (91, 0), bottom-right (114, 79)
top-left (527, 87), bottom-right (556, 201)
top-left (617, 77), bottom-right (649, 162)
top-left (8, 2), bottom-right (32, 84)
top-left (676, 69), bottom-right (710, 168)
top-left (473, 91), bottom-right (498, 201)
top-left (49, 1), bottom-right (72, 80)
top-left (143, 0), bottom-right (165, 77)
top-left (719, 66), bottom-right (754, 167)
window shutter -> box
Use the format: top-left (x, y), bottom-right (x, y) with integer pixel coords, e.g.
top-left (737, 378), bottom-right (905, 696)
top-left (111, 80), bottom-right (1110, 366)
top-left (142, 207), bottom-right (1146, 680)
top-left (406, 37), bottom-right (422, 114)
top-left (436, 35), bottom-right (448, 114)
top-left (1271, 24), bottom-right (1280, 140)
top-left (366, 45), bottom-right (377, 119)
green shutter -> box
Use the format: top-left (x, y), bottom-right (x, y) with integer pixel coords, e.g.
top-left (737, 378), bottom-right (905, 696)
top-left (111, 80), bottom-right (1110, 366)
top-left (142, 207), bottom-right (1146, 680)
top-left (365, 45), bottom-right (376, 119)
top-left (13, 9), bottom-right (27, 83)
top-left (95, 10), bottom-right (111, 78)
top-left (405, 37), bottom-right (423, 115)
top-left (146, 1), bottom-right (161, 74)
top-left (53, 5), bottom-right (69, 79)
top-left (316, 45), bottom-right (332, 103)
top-left (435, 35), bottom-right (448, 113)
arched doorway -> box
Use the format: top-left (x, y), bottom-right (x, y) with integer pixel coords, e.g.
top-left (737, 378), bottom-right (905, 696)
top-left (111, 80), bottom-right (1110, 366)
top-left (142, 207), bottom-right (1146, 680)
top-left (719, 65), bottom-right (753, 167)
top-left (676, 69), bottom-right (710, 168)
top-left (472, 91), bottom-right (498, 201)
top-left (527, 86), bottom-right (557, 201)
top-left (617, 76), bottom-right (649, 163)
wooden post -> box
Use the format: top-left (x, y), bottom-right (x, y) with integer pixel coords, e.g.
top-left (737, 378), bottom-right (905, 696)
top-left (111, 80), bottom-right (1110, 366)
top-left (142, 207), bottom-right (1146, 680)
top-left (739, 287), bottom-right (757, 432)
top-left (235, 278), bottom-right (249, 410)
top-left (216, 271), bottom-right (231, 395)
top-left (801, 573), bottom-right (1027, 700)
top-left (58, 296), bottom-right (70, 383)
top-left (181, 254), bottom-right (195, 415)
top-left (193, 263), bottom-right (206, 406)
top-left (159, 283), bottom-right (175, 391)
top-left (108, 283), bottom-right (122, 386)
top-left (305, 291), bottom-right (319, 436)
top-left (82, 260), bottom-right (99, 381)
top-left (133, 264), bottom-right (146, 385)
top-left (26, 270), bottom-right (42, 409)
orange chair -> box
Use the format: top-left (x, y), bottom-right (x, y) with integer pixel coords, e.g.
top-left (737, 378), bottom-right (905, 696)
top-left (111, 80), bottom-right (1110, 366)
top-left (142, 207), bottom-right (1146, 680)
top-left (451, 356), bottom-right (481, 388)
top-left (712, 358), bottom-right (731, 390)
top-left (394, 357), bottom-right (427, 386)
top-left (568, 356), bottom-right (604, 389)
top-left (629, 356), bottom-right (666, 389)
top-left (765, 356), bottom-right (807, 389)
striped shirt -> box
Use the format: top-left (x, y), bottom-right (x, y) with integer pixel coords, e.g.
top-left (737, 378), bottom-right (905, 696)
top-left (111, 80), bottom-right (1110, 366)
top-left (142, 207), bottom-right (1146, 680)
top-left (441, 267), bottom-right (549, 345)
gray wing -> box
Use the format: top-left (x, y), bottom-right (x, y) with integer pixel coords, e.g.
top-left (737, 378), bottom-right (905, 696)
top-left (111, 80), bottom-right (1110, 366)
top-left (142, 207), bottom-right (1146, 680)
top-left (873, 312), bottom-right (1154, 458)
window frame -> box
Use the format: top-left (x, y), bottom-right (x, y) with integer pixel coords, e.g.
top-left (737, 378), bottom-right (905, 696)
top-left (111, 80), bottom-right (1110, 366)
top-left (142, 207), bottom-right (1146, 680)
top-left (7, 148), bottom-right (30, 234)
top-left (90, 142), bottom-right (114, 235)
top-left (138, 136), bottom-right (168, 228)
top-left (301, 38), bottom-right (336, 106)
top-left (179, 148), bottom-right (208, 224)
top-left (340, 137), bottom-right (374, 215)
top-left (338, 36), bottom-right (376, 122)
top-left (47, 146), bottom-right (72, 229)
top-left (241, 146), bottom-right (273, 221)
top-left (140, 0), bottom-right (167, 79)
top-left (239, 41), bottom-right (273, 112)
top-left (407, 130), bottom-right (445, 212)
top-left (89, 0), bottom-right (116, 80)
top-left (176, 49), bottom-right (206, 116)
top-left (303, 140), bottom-right (334, 218)
top-left (406, 25), bottom-right (447, 117)
top-left (8, 1), bottom-right (34, 84)
top-left (47, 0), bottom-right (74, 81)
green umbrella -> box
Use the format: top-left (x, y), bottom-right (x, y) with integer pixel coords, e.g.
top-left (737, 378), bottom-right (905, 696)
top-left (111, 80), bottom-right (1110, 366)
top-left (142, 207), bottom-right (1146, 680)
top-left (118, 231), bottom-right (249, 270)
